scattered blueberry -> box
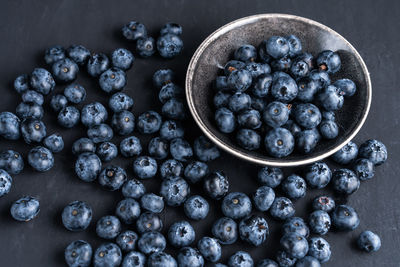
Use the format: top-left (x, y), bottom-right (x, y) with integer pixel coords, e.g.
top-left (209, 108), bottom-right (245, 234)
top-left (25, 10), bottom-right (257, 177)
top-left (136, 212), bottom-right (163, 233)
top-left (99, 68), bottom-right (127, 93)
top-left (111, 110), bottom-right (135, 135)
top-left (111, 48), bottom-right (134, 70)
top-left (87, 123), bottom-right (114, 143)
top-left (58, 106), bottom-right (80, 128)
top-left (96, 142), bottom-right (118, 162)
top-left (239, 215), bottom-right (269, 246)
top-left (331, 141), bottom-right (358, 165)
top-left (228, 251), bottom-right (254, 267)
top-left (177, 247), bottom-right (204, 267)
top-left (197, 237), bottom-right (221, 262)
top-left (221, 192), bottom-right (252, 220)
top-left (28, 146), bottom-right (54, 172)
top-left (67, 45), bottom-right (90, 66)
top-left (358, 139), bottom-right (388, 165)
top-left (357, 231), bottom-right (381, 252)
top-left (157, 33), bottom-right (183, 58)
top-left (137, 111), bottom-right (162, 134)
top-left (257, 167), bottom-right (284, 188)
top-left (148, 137), bottom-right (169, 159)
top-left (93, 243), bottom-right (122, 267)
top-left (203, 171), bottom-right (229, 200)
top-left (65, 240), bottom-right (92, 267)
top-left (116, 230), bottom-right (138, 252)
top-left (332, 168), bottom-right (360, 195)
top-left (184, 195), bottom-right (209, 220)
top-left (160, 120), bottom-right (184, 140)
top-left (122, 21), bottom-right (147, 41)
top-left (109, 92), bottom-right (134, 113)
top-left (75, 153), bottom-right (102, 182)
top-left (168, 220), bottom-right (196, 247)
top-left (52, 58), bottom-right (79, 82)
top-left (331, 204), bottom-right (360, 231)
top-left (10, 196), bottom-right (40, 221)
top-left (0, 150), bottom-right (24, 175)
top-left (280, 232), bottom-right (309, 259)
top-left (153, 69), bottom-right (175, 89)
top-left (87, 53), bottom-right (110, 77)
top-left (160, 159), bottom-right (183, 179)
top-left (184, 161), bottom-right (209, 183)
top-left (0, 169), bottom-right (12, 197)
top-left (122, 251), bottom-right (146, 267)
top-left (170, 138), bottom-right (193, 162)
top-left (14, 74), bottom-right (30, 94)
top-left (30, 68), bottom-right (55, 95)
top-left (138, 231), bottom-right (166, 255)
top-left (212, 217), bottom-right (238, 245)
top-left (140, 193), bottom-right (164, 213)
top-left (281, 174), bottom-right (307, 199)
top-left (215, 107), bottom-right (236, 133)
top-left (269, 197), bottom-right (295, 220)
top-left (160, 177), bottom-right (190, 206)
top-left (162, 98), bottom-right (186, 120)
top-left (43, 133), bottom-right (64, 153)
top-left (96, 215), bottom-right (121, 239)
top-left (312, 195), bottom-right (335, 213)
top-left (50, 94), bottom-right (68, 112)
top-left (119, 136), bottom-right (142, 157)
top-left (263, 101), bottom-right (290, 128)
top-left (308, 237), bottom-right (331, 263)
top-left (147, 252), bottom-right (177, 267)
top-left (62, 200), bottom-right (92, 231)
top-left (264, 127), bottom-right (295, 158)
top-left (64, 84), bottom-right (86, 104)
top-left (133, 156), bottom-right (157, 179)
top-left (308, 210), bottom-right (331, 235)
top-left (282, 217), bottom-right (309, 238)
top-left (352, 158), bottom-right (375, 181)
top-left (252, 186), bottom-right (275, 211)
top-left (72, 138), bottom-right (96, 155)
top-left (122, 179), bottom-right (146, 199)
top-left (304, 162), bottom-right (331, 189)
top-left (98, 165), bottom-right (127, 191)
top-left (44, 45), bottom-right (65, 65)
top-left (136, 36), bottom-right (156, 57)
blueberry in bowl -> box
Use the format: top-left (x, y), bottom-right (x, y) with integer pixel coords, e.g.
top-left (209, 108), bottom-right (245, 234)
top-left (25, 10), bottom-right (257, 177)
top-left (186, 14), bottom-right (371, 167)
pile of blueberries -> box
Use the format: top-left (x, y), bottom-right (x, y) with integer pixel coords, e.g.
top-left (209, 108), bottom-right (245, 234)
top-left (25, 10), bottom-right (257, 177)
top-left (212, 35), bottom-right (358, 158)
top-left (0, 20), bottom-right (388, 267)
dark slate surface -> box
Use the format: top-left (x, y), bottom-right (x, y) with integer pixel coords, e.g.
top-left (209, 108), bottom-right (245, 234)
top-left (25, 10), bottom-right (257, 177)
top-left (0, 0), bottom-right (398, 266)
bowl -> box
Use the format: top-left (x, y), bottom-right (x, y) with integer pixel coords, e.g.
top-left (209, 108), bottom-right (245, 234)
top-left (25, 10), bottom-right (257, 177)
top-left (185, 14), bottom-right (371, 167)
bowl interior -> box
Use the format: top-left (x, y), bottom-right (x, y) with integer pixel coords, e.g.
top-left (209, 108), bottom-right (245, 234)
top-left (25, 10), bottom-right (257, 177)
top-left (186, 14), bottom-right (371, 166)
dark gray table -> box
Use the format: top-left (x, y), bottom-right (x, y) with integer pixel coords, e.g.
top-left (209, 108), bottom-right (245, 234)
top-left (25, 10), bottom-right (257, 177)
top-left (0, 0), bottom-right (399, 266)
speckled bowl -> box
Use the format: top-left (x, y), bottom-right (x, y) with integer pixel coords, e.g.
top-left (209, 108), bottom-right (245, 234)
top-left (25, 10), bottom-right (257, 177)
top-left (185, 14), bottom-right (371, 167)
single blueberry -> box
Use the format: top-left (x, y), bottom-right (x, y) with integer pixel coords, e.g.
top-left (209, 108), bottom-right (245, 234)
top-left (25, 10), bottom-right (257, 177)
top-left (87, 53), bottom-right (110, 77)
top-left (334, 78), bottom-right (356, 97)
top-left (237, 109), bottom-right (262, 129)
top-left (43, 133), bottom-right (64, 153)
top-left (137, 111), bottom-right (162, 134)
top-left (282, 174), bottom-right (307, 200)
top-left (64, 240), bottom-right (92, 267)
top-left (215, 107), bottom-right (236, 133)
top-left (159, 83), bottom-right (183, 104)
top-left (331, 204), bottom-right (360, 231)
top-left (319, 120), bottom-right (339, 139)
top-left (252, 74), bottom-right (272, 98)
top-left (157, 33), bottom-right (183, 58)
top-left (160, 177), bottom-right (190, 206)
top-left (296, 77), bottom-right (319, 102)
top-left (122, 21), bottom-right (147, 41)
top-left (224, 60), bottom-right (246, 76)
top-left (290, 59), bottom-right (309, 78)
top-left (96, 215), bottom-right (121, 239)
top-left (304, 162), bottom-right (331, 189)
top-left (147, 252), bottom-right (177, 267)
top-left (96, 142), bottom-right (118, 162)
top-left (212, 217), bottom-right (238, 245)
top-left (358, 139), bottom-right (388, 165)
top-left (308, 210), bottom-right (331, 235)
top-left (140, 193), bottom-right (164, 213)
top-left (148, 137), bottom-right (169, 159)
top-left (0, 150), bottom-right (24, 175)
top-left (227, 69), bottom-right (253, 92)
top-left (168, 221), bottom-right (196, 247)
top-left (221, 192), bottom-right (252, 220)
top-left (136, 212), bottom-right (163, 233)
top-left (253, 186), bottom-right (275, 211)
top-left (136, 36), bottom-right (156, 57)
top-left (160, 22), bottom-right (182, 36)
top-left (276, 250), bottom-right (297, 267)
top-left (294, 103), bottom-right (321, 129)
top-left (280, 232), bottom-right (309, 259)
top-left (111, 48), bottom-right (134, 70)
top-left (193, 135), bottom-right (220, 161)
top-left (309, 70), bottom-right (330, 90)
top-left (0, 169), bottom-right (12, 197)
top-left (264, 127), bottom-right (295, 158)
top-left (14, 74), bottom-right (30, 94)
top-left (119, 136), bottom-right (142, 157)
top-left (295, 256), bottom-right (321, 267)
top-left (184, 161), bottom-right (209, 183)
top-left (332, 168), bottom-right (360, 195)
top-left (116, 230), bottom-right (138, 252)
top-left (22, 90), bottom-right (44, 105)
top-left (99, 68), bottom-right (127, 93)
top-left (133, 156), bottom-right (157, 179)
top-left (312, 195), bottom-right (335, 213)
top-left (87, 123), bottom-right (113, 143)
top-left (72, 138), bottom-right (96, 155)
top-left (228, 92), bottom-right (252, 113)
top-left (184, 195), bottom-right (209, 220)
top-left (58, 106), bottom-right (80, 128)
top-left (331, 141), bottom-right (358, 164)
top-left (108, 92), bottom-right (134, 113)
top-left (308, 237), bottom-right (331, 263)
top-left (177, 247), bottom-right (204, 267)
top-left (197, 237), bottom-right (221, 262)
top-left (111, 110), bottom-right (135, 135)
top-left (316, 50), bottom-right (341, 73)
top-left (62, 201), bottom-right (92, 231)
top-left (234, 44), bottom-right (257, 62)
top-left (44, 45), bottom-right (65, 65)
top-left (160, 120), bottom-right (184, 141)
top-left (282, 217), bottom-right (309, 238)
top-left (283, 120), bottom-right (302, 138)
top-left (28, 146), bottom-right (54, 172)
top-left (239, 215), bottom-right (269, 246)
top-left (52, 58), bottom-right (79, 82)
top-left (236, 128), bottom-right (261, 150)
top-left (263, 101), bottom-right (290, 128)
top-left (357, 231), bottom-right (381, 252)
top-left (98, 165), bottom-right (127, 191)
top-left (50, 94), bottom-right (68, 112)
top-left (228, 251), bottom-right (254, 267)
top-left (258, 40), bottom-right (272, 63)
top-left (257, 258), bottom-right (279, 267)
top-left (122, 251), bottom-right (145, 267)
top-left (353, 158), bottom-right (375, 181)
top-left (138, 231), bottom-right (166, 255)
top-left (10, 196), bottom-right (40, 221)
top-left (162, 98), bottom-right (186, 120)
top-left (296, 128), bottom-right (320, 154)
top-left (203, 171), bottom-right (229, 200)
top-left (244, 62), bottom-right (271, 78)
top-left (286, 35), bottom-right (302, 57)
top-left (153, 69), bottom-right (175, 89)
top-left (271, 56), bottom-right (292, 72)
top-left (160, 159), bottom-right (183, 179)
top-left (30, 68), bottom-right (55, 95)
top-left (257, 167), bottom-right (284, 188)
top-left (64, 84), bottom-right (86, 104)
top-left (269, 197), bottom-right (295, 220)
top-left (170, 138), bottom-right (193, 162)
top-left (115, 198), bottom-right (141, 224)
top-left (271, 76), bottom-right (298, 102)
top-left (67, 45), bottom-right (90, 66)
top-left (93, 243), bottom-right (122, 267)
top-left (317, 85), bottom-right (344, 111)
top-left (266, 36), bottom-right (289, 59)
top-left (75, 153), bottom-right (102, 182)
top-left (122, 179), bottom-right (146, 199)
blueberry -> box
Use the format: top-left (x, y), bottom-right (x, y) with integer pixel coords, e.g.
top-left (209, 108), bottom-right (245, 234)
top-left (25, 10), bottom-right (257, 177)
top-left (352, 158), bottom-right (375, 181)
top-left (224, 60), bottom-right (246, 76)
top-left (322, 111), bottom-right (336, 121)
top-left (184, 161), bottom-right (209, 183)
top-left (331, 204), bottom-right (360, 231)
top-left (122, 179), bottom-right (146, 199)
top-left (58, 106), bottom-right (80, 128)
top-left (308, 237), bottom-right (331, 263)
top-left (177, 247), bottom-right (204, 267)
top-left (193, 135), bottom-right (220, 161)
top-left (295, 256), bottom-right (321, 267)
top-left (148, 137), bottom-right (169, 159)
top-left (160, 22), bottom-right (182, 36)
top-left (43, 133), bottom-right (64, 153)
top-left (28, 146), bottom-right (54, 172)
top-left (197, 237), bottom-right (221, 262)
top-left (312, 195), bottom-right (335, 212)
top-left (140, 193), bottom-right (164, 213)
top-left (252, 74), bottom-right (272, 97)
top-left (296, 129), bottom-right (320, 154)
top-left (50, 94), bottom-right (68, 112)
top-left (62, 201), bottom-right (92, 231)
top-left (227, 69), bottom-right (253, 92)
top-left (74, 153), bottom-right (102, 182)
top-left (168, 221), bottom-right (196, 247)
top-left (266, 36), bottom-right (289, 59)
top-left (317, 85), bottom-right (344, 111)
top-left (170, 138), bottom-right (193, 162)
top-left (282, 217), bottom-right (309, 238)
top-left (65, 240), bottom-right (92, 267)
top-left (14, 74), bottom-right (30, 94)
top-left (296, 77), bottom-right (319, 102)
top-left (253, 186), bottom-right (275, 211)
top-left (331, 141), bottom-right (358, 164)
top-left (159, 83), bottom-right (183, 104)
top-left (184, 195), bottom-right (209, 220)
top-left (257, 258), bottom-right (279, 267)
top-left (136, 212), bottom-right (163, 233)
top-left (334, 78), bottom-right (356, 97)
top-left (22, 90), bottom-right (44, 105)
top-left (122, 21), bottom-right (147, 41)
top-left (162, 98), bottom-right (186, 120)
top-left (290, 60), bottom-right (309, 78)
top-left (271, 76), bottom-right (298, 102)
top-left (316, 50), bottom-right (341, 73)
top-left (265, 128), bottom-right (295, 158)
top-left (93, 243), bottom-right (122, 267)
top-left (133, 156), bottom-right (157, 179)
top-left (111, 48), bottom-right (134, 70)
top-left (234, 44), bottom-right (257, 62)
top-left (87, 53), bottom-right (110, 77)
top-left (160, 177), bottom-right (190, 206)
top-left (137, 111), bottom-right (162, 134)
top-left (138, 231), bottom-right (166, 254)
top-left (99, 68), bottom-right (127, 93)
top-left (276, 250), bottom-right (296, 267)
top-left (109, 92), bottom-right (134, 113)
top-left (286, 35), bottom-right (302, 57)
top-left (282, 174), bottom-right (307, 199)
top-left (122, 251), bottom-right (146, 267)
top-left (148, 252), bottom-right (177, 267)
top-left (280, 232), bottom-right (309, 259)
top-left (115, 198), bottom-right (141, 224)
top-left (319, 120), bottom-right (339, 139)
top-left (0, 169), bottom-right (12, 197)
top-left (203, 171), bottom-right (229, 200)
top-left (10, 196), bottom-right (40, 221)
top-left (228, 251), bottom-right (254, 267)
top-left (271, 56), bottom-right (292, 72)
top-left (116, 230), bottom-right (138, 252)
top-left (87, 123), bottom-right (113, 143)
top-left (72, 138), bottom-right (96, 155)
top-left (270, 197), bottom-right (295, 220)
top-left (239, 215), bottom-right (269, 246)
top-left (263, 101), bottom-right (290, 128)
top-left (160, 159), bottom-right (183, 179)
top-left (136, 36), bottom-right (156, 57)
top-left (236, 129), bottom-right (261, 150)
top-left (244, 62), bottom-right (271, 78)
top-left (215, 107), bottom-right (236, 133)
top-left (308, 210), bottom-right (331, 235)
top-left (153, 69), bottom-right (175, 88)
top-left (0, 151), bottom-right (23, 175)
top-left (160, 120), bottom-right (184, 140)
top-left (304, 162), bottom-right (331, 189)
top-left (358, 139), bottom-right (388, 165)
top-left (238, 109), bottom-right (262, 129)
top-left (332, 168), bottom-right (360, 195)
top-left (96, 215), bottom-right (121, 239)
top-left (157, 33), bottom-right (183, 58)
top-left (120, 136), bottom-right (142, 157)
top-left (44, 45), bottom-right (65, 64)
top-left (96, 142), bottom-right (118, 162)
top-left (294, 103), bottom-right (321, 129)
top-left (221, 192), bottom-right (252, 220)
top-left (283, 120), bottom-right (302, 138)
top-left (30, 68), bottom-right (55, 95)
top-left (52, 58), bottom-right (79, 82)
top-left (257, 167), bottom-right (283, 188)
top-left (16, 102), bottom-right (44, 120)
top-left (111, 111), bottom-right (135, 136)
top-left (64, 84), bottom-right (86, 104)
top-left (98, 165), bottom-right (127, 191)
top-left (358, 231), bottom-right (381, 252)
top-left (308, 70), bottom-right (330, 90)
top-left (212, 217), bottom-right (238, 244)
top-left (67, 45), bottom-right (90, 66)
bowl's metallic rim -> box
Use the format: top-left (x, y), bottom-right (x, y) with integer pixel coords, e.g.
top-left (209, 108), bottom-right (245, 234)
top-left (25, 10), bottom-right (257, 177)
top-left (185, 13), bottom-right (372, 167)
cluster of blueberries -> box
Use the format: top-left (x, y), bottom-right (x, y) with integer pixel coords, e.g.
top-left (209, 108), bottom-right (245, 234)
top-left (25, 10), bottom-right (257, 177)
top-left (212, 35), bottom-right (357, 158)
top-left (0, 20), bottom-right (388, 267)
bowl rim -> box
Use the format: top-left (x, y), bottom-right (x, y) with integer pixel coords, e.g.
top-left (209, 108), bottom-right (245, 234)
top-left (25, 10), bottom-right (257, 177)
top-left (185, 13), bottom-right (372, 167)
